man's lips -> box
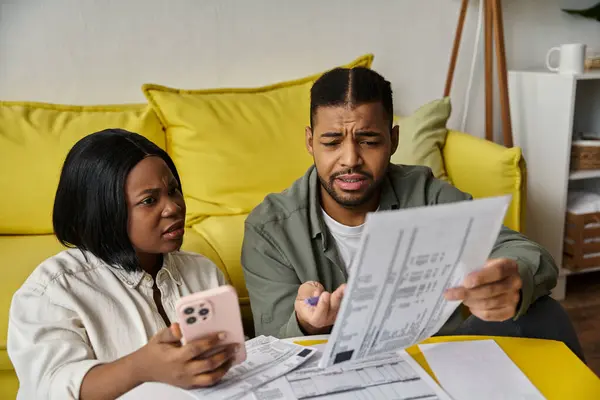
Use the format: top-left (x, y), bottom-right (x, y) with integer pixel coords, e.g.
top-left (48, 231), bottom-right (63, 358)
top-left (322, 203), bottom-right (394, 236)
top-left (334, 174), bottom-right (369, 191)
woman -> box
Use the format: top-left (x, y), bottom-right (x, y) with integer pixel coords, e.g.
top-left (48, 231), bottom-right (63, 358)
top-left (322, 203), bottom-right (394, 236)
top-left (8, 129), bottom-right (238, 399)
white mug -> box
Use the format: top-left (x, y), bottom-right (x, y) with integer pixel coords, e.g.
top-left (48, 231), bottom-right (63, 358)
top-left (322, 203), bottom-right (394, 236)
top-left (546, 43), bottom-right (587, 74)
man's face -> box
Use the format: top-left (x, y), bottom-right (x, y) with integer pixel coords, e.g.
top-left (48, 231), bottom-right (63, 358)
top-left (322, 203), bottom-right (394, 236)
top-left (306, 102), bottom-right (399, 208)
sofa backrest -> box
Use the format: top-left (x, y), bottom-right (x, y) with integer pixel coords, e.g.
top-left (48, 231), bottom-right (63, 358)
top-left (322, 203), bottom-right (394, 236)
top-left (0, 102), bottom-right (165, 234)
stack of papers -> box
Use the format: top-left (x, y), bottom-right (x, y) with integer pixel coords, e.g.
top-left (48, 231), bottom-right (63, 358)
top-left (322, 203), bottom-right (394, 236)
top-left (183, 336), bottom-right (447, 400)
top-left (246, 348), bottom-right (446, 400)
top-left (188, 336), bottom-right (317, 400)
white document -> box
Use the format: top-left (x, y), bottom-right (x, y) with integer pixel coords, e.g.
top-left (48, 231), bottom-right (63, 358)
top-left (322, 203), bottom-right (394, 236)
top-left (189, 335), bottom-right (316, 400)
top-left (245, 349), bottom-right (450, 400)
top-left (419, 340), bottom-right (546, 400)
top-left (319, 196), bottom-right (511, 368)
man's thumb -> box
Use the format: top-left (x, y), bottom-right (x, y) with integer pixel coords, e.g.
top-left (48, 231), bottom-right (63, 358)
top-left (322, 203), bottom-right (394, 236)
top-left (299, 281), bottom-right (324, 297)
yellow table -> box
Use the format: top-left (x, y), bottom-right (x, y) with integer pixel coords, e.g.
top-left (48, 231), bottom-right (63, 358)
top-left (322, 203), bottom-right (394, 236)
top-left (293, 335), bottom-right (600, 400)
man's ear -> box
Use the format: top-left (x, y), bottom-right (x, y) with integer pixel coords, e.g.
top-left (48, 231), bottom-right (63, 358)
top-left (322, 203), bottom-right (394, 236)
top-left (305, 126), bottom-right (314, 155)
top-left (390, 124), bottom-right (399, 156)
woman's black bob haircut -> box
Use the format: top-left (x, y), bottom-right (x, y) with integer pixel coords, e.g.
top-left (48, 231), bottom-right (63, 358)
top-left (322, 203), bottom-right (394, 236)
top-left (53, 128), bottom-right (182, 273)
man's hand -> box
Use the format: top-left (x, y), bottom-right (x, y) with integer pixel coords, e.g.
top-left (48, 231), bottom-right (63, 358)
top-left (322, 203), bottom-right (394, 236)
top-left (294, 281), bottom-right (346, 335)
top-left (444, 258), bottom-right (522, 322)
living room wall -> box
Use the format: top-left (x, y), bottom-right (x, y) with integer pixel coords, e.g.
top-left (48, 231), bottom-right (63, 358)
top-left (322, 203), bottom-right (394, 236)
top-left (1, 0), bottom-right (599, 141)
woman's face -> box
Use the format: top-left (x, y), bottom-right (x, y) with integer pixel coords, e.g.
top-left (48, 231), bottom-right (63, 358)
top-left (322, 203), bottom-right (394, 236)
top-left (125, 156), bottom-right (186, 262)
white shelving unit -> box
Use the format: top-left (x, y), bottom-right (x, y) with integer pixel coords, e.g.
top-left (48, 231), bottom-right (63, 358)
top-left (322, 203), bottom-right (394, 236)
top-left (508, 68), bottom-right (600, 300)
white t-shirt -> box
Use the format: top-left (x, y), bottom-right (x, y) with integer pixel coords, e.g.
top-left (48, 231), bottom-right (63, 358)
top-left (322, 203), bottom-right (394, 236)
top-left (321, 208), bottom-right (365, 273)
top-left (8, 248), bottom-right (225, 400)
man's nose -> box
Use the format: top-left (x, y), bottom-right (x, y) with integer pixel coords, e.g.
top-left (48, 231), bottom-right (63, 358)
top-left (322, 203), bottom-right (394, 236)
top-left (340, 140), bottom-right (361, 168)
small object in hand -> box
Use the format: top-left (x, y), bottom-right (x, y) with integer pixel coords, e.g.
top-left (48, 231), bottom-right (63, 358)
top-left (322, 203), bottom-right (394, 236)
top-left (304, 296), bottom-right (320, 306)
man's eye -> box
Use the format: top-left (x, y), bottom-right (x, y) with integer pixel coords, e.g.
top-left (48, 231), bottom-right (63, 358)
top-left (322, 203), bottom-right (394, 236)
top-left (141, 197), bottom-right (156, 206)
top-left (322, 142), bottom-right (338, 147)
top-left (361, 141), bottom-right (379, 146)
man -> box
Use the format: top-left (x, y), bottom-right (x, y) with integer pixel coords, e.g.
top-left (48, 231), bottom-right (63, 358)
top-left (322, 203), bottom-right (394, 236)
top-left (241, 67), bottom-right (583, 359)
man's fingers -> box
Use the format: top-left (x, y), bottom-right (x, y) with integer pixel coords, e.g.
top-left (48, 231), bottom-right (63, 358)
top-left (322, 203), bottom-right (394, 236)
top-left (470, 306), bottom-right (516, 322)
top-left (314, 291), bottom-right (331, 322)
top-left (444, 287), bottom-right (467, 301)
top-left (330, 284), bottom-right (346, 312)
top-left (297, 281), bottom-right (325, 298)
top-left (463, 259), bottom-right (518, 288)
top-left (462, 276), bottom-right (521, 300)
top-left (463, 291), bottom-right (519, 311)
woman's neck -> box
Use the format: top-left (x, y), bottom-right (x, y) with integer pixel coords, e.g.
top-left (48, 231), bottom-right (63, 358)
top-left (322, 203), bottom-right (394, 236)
top-left (137, 253), bottom-right (163, 278)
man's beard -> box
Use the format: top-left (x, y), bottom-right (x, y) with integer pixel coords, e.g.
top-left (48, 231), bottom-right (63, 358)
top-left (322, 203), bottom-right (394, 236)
top-left (317, 169), bottom-right (383, 208)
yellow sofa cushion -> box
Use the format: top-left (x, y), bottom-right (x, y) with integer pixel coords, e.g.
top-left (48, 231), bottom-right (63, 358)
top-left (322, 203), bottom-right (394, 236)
top-left (190, 215), bottom-right (254, 333)
top-left (142, 54), bottom-right (373, 225)
top-left (0, 235), bottom-right (67, 372)
top-left (443, 130), bottom-right (525, 232)
top-left (0, 102), bottom-right (166, 234)
top-left (391, 97), bottom-right (451, 182)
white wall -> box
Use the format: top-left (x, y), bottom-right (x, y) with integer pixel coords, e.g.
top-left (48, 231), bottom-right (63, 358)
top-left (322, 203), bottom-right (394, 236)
top-left (1, 0), bottom-right (599, 141)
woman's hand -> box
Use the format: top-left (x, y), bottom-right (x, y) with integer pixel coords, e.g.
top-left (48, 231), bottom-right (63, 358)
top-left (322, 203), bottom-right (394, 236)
top-left (133, 323), bottom-right (239, 389)
top-left (81, 323), bottom-right (239, 399)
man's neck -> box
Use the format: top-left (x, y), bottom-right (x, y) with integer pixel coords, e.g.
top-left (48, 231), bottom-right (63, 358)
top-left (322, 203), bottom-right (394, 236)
top-left (320, 189), bottom-right (380, 227)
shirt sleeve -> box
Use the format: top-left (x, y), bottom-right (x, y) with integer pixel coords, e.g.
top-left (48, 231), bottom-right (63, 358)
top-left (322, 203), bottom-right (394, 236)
top-left (7, 281), bottom-right (103, 400)
top-left (241, 222), bottom-right (304, 339)
top-left (425, 171), bottom-right (559, 318)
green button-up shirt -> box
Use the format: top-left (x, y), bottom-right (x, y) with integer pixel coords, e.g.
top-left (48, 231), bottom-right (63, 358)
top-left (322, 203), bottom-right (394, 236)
top-left (241, 164), bottom-right (558, 339)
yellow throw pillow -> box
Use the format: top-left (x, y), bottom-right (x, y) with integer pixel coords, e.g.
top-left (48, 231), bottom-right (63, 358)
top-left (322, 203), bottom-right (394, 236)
top-left (143, 54), bottom-right (374, 224)
top-left (0, 102), bottom-right (165, 234)
top-left (391, 97), bottom-right (451, 182)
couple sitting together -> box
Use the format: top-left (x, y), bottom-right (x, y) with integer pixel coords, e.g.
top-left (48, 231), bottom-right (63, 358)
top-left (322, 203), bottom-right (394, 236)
top-left (8, 67), bottom-right (583, 399)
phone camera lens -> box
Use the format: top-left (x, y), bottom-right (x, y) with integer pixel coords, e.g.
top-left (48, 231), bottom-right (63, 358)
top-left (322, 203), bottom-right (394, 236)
top-left (186, 316), bottom-right (197, 324)
top-left (199, 308), bottom-right (209, 316)
top-left (184, 307), bottom-right (194, 315)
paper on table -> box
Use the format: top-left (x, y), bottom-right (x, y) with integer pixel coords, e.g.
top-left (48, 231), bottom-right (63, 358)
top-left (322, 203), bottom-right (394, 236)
top-left (419, 340), bottom-right (546, 400)
top-left (319, 196), bottom-right (511, 368)
top-left (245, 348), bottom-right (450, 400)
top-left (189, 335), bottom-right (316, 400)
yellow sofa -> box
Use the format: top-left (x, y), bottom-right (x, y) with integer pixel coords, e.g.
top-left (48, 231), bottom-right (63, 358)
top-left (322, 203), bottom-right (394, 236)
top-left (0, 128), bottom-right (525, 397)
top-left (0, 55), bottom-right (526, 397)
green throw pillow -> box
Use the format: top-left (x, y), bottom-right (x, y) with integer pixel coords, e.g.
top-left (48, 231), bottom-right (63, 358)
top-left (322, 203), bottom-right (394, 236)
top-left (391, 97), bottom-right (451, 182)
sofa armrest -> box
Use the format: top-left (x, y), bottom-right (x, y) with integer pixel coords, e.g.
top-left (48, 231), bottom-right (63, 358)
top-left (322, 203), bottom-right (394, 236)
top-left (442, 130), bottom-right (526, 233)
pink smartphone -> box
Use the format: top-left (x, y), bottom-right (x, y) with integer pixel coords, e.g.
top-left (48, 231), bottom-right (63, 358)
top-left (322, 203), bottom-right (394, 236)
top-left (175, 285), bottom-right (247, 365)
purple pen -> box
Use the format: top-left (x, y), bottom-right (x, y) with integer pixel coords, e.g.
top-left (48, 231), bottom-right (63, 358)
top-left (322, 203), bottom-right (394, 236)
top-left (304, 296), bottom-right (320, 306)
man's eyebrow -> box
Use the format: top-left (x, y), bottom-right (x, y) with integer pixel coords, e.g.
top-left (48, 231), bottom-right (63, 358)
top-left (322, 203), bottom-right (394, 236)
top-left (355, 131), bottom-right (382, 137)
top-left (320, 132), bottom-right (343, 138)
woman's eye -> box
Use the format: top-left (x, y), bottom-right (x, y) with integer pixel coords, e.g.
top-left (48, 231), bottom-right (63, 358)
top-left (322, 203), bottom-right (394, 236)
top-left (141, 197), bottom-right (156, 206)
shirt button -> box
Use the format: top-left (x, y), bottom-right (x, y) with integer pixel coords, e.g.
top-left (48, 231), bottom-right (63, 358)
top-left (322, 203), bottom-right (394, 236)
top-left (144, 275), bottom-right (153, 285)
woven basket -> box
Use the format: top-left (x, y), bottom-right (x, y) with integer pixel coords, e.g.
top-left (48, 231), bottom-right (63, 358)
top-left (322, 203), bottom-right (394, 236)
top-left (571, 140), bottom-right (600, 171)
top-left (564, 211), bottom-right (600, 272)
